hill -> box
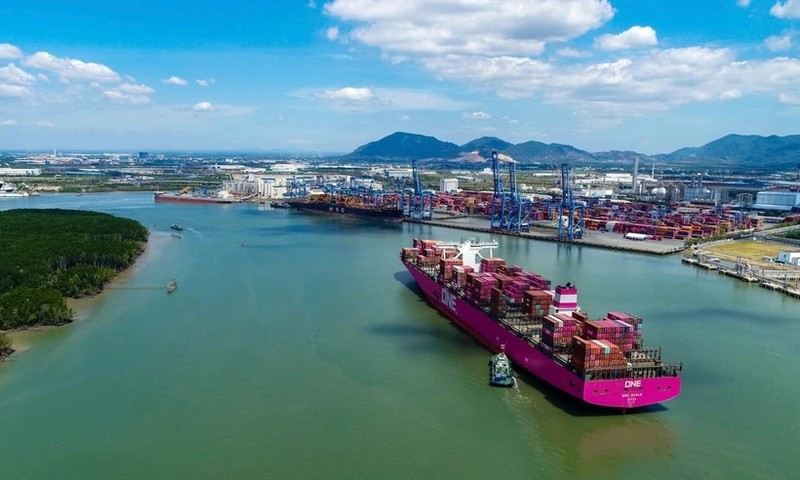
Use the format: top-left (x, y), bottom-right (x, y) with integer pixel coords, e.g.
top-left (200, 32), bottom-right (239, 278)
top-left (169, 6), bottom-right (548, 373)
top-left (345, 132), bottom-right (460, 161)
top-left (502, 141), bottom-right (594, 164)
top-left (660, 134), bottom-right (800, 168)
top-left (459, 136), bottom-right (514, 155)
top-left (344, 131), bottom-right (800, 170)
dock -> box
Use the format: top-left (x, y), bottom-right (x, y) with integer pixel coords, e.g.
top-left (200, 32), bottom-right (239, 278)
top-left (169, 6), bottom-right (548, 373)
top-left (682, 257), bottom-right (800, 298)
top-left (405, 216), bottom-right (687, 256)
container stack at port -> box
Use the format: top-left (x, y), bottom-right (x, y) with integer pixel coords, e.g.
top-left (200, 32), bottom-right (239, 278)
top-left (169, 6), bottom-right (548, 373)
top-left (411, 190), bottom-right (761, 241)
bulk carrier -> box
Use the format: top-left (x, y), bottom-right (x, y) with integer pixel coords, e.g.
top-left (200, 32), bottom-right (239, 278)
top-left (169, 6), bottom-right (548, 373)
top-left (401, 239), bottom-right (682, 410)
top-left (286, 194), bottom-right (403, 222)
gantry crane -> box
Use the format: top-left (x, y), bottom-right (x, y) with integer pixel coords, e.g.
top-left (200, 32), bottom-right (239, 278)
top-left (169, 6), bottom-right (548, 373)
top-left (490, 151), bottom-right (531, 233)
top-left (406, 158), bottom-right (433, 220)
top-left (557, 163), bottom-right (585, 240)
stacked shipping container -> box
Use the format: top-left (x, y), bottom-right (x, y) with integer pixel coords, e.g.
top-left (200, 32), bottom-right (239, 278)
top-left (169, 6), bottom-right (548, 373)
top-left (570, 337), bottom-right (628, 371)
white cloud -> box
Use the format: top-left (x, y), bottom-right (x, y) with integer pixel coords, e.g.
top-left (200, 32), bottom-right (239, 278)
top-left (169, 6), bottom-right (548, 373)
top-left (118, 83), bottom-right (154, 94)
top-left (737, 0), bottom-right (751, 7)
top-left (23, 51), bottom-right (120, 83)
top-left (0, 119), bottom-right (18, 127)
top-left (399, 115), bottom-right (410, 121)
top-left (765, 34), bottom-right (793, 51)
top-left (103, 83), bottom-right (154, 104)
top-left (0, 43), bottom-right (23, 60)
top-left (317, 86), bottom-right (375, 102)
top-left (326, 26), bottom-right (340, 41)
top-left (421, 55), bottom-right (553, 99)
top-left (193, 101), bottom-right (214, 112)
top-left (463, 111), bottom-right (492, 120)
top-left (0, 84), bottom-right (30, 97)
top-left (162, 75), bottom-right (188, 86)
top-left (0, 63), bottom-right (36, 85)
top-left (324, 0), bottom-right (614, 56)
top-left (779, 92), bottom-right (800, 104)
top-left (771, 0), bottom-right (800, 18)
top-left (556, 48), bottom-right (592, 58)
top-left (719, 89), bottom-right (742, 100)
top-left (417, 47), bottom-right (800, 115)
top-left (196, 78), bottom-right (215, 87)
top-left (35, 120), bottom-right (56, 128)
top-left (594, 26), bottom-right (658, 51)
top-left (310, 86), bottom-right (463, 111)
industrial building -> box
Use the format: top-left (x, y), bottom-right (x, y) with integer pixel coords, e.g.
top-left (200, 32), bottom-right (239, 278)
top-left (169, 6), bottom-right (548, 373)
top-left (776, 251), bottom-right (800, 266)
top-left (752, 191), bottom-right (800, 211)
top-left (439, 178), bottom-right (458, 193)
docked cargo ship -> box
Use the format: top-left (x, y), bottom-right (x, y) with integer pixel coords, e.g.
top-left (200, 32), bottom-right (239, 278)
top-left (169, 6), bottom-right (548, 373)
top-left (154, 190), bottom-right (240, 204)
top-left (401, 239), bottom-right (682, 410)
top-left (285, 194), bottom-right (403, 222)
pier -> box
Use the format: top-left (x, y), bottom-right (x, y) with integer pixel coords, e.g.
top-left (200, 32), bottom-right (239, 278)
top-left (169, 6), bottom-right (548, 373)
top-left (405, 216), bottom-right (687, 256)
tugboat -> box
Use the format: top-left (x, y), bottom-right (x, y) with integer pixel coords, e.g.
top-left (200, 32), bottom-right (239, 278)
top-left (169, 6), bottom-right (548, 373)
top-left (170, 224), bottom-right (184, 231)
top-left (489, 351), bottom-right (516, 387)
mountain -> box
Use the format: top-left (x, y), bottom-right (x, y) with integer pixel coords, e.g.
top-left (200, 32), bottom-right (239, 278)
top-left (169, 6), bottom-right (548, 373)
top-left (459, 136), bottom-right (514, 155)
top-left (591, 150), bottom-right (655, 163)
top-left (344, 132), bottom-right (800, 170)
top-left (345, 132), bottom-right (460, 161)
top-left (660, 134), bottom-right (800, 168)
top-left (502, 141), bottom-right (594, 164)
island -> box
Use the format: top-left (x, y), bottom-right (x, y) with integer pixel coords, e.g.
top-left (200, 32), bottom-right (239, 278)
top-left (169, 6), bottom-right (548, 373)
top-left (0, 209), bottom-right (148, 359)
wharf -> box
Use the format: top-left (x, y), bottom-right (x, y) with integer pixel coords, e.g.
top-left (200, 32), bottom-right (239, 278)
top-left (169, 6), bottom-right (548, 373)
top-left (404, 216), bottom-right (687, 256)
top-left (682, 257), bottom-right (800, 299)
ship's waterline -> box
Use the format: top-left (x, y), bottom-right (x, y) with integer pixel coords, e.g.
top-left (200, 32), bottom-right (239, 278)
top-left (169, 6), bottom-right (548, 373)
top-left (0, 192), bottom-right (796, 479)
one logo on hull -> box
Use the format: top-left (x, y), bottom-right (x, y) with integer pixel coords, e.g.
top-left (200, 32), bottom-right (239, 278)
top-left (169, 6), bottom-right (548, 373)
top-left (441, 289), bottom-right (457, 313)
top-left (625, 380), bottom-right (642, 389)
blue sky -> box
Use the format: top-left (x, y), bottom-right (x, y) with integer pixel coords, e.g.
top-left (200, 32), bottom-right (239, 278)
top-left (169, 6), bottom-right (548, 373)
top-left (1, 0), bottom-right (800, 154)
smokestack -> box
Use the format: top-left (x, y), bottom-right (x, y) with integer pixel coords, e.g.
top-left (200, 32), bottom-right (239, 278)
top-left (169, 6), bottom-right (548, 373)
top-left (632, 157), bottom-right (639, 195)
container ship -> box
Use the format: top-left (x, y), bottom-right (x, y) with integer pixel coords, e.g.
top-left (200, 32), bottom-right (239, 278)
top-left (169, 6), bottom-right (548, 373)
top-left (154, 190), bottom-right (240, 204)
top-left (401, 239), bottom-right (682, 410)
top-left (285, 194), bottom-right (403, 222)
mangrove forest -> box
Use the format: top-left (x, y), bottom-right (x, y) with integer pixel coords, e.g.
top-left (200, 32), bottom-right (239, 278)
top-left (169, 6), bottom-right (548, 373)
top-left (0, 209), bottom-right (148, 334)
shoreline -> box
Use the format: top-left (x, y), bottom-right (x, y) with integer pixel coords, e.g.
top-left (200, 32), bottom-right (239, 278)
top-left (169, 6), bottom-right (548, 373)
top-left (1, 230), bottom-right (169, 359)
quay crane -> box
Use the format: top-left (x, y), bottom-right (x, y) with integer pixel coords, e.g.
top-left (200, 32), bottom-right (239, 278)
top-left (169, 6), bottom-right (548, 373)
top-left (557, 163), bottom-right (585, 240)
top-left (490, 151), bottom-right (532, 234)
top-left (406, 158), bottom-right (433, 220)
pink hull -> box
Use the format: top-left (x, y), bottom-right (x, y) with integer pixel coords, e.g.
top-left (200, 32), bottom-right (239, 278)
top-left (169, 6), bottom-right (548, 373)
top-left (404, 262), bottom-right (681, 409)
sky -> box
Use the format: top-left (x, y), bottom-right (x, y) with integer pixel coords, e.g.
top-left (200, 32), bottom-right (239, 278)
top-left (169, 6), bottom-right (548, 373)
top-left (1, 0), bottom-right (800, 155)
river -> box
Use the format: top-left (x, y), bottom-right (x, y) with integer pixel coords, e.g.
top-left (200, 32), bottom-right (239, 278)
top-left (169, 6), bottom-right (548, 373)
top-left (0, 192), bottom-right (797, 479)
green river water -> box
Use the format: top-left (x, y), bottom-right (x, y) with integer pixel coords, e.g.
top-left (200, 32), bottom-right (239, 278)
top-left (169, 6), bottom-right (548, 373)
top-left (0, 193), bottom-right (797, 479)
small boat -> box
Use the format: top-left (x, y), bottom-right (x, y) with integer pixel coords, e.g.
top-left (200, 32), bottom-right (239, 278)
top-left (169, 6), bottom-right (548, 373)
top-left (171, 233), bottom-right (182, 239)
top-left (170, 224), bottom-right (184, 231)
top-left (166, 277), bottom-right (178, 294)
top-left (489, 352), bottom-right (516, 387)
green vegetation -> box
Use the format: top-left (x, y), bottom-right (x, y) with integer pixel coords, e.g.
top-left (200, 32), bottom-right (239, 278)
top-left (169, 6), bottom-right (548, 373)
top-left (0, 209), bottom-right (148, 331)
top-left (779, 229), bottom-right (800, 240)
top-left (0, 332), bottom-right (11, 358)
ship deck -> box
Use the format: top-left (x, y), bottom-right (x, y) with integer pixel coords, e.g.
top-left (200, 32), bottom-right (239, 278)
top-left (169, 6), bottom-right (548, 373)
top-left (407, 257), bottom-right (681, 384)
